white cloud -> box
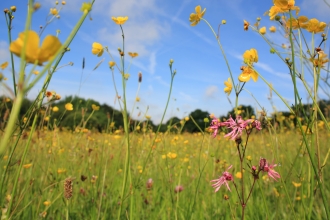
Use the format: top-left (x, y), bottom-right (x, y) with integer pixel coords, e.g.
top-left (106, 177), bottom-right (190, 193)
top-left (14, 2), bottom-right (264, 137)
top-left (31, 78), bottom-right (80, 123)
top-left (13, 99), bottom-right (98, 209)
top-left (148, 52), bottom-right (157, 75)
top-left (204, 85), bottom-right (219, 98)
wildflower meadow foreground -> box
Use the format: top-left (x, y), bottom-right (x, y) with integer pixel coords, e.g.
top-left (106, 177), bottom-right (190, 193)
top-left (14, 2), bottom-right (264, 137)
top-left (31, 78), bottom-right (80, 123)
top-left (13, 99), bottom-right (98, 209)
top-left (0, 0), bottom-right (330, 219)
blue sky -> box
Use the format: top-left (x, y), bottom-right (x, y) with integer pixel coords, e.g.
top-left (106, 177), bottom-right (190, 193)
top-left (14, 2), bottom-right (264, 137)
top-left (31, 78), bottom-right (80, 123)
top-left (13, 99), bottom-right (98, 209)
top-left (0, 0), bottom-right (329, 124)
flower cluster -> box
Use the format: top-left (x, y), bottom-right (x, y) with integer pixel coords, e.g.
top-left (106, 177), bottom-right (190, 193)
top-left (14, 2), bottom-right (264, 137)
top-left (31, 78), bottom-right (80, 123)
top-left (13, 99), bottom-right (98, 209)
top-left (210, 115), bottom-right (261, 139)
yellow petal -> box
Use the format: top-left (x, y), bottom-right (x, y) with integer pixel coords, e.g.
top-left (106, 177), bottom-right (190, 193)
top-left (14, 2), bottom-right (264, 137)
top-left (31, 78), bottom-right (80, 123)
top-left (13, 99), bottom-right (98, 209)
top-left (238, 73), bottom-right (250, 82)
top-left (195, 5), bottom-right (201, 13)
top-left (39, 35), bottom-right (62, 64)
top-left (251, 71), bottom-right (258, 82)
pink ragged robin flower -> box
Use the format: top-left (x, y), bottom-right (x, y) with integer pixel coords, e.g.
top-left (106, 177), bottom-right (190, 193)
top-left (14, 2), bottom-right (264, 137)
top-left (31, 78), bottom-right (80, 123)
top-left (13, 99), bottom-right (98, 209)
top-left (223, 116), bottom-right (251, 140)
top-left (210, 117), bottom-right (225, 138)
top-left (259, 158), bottom-right (280, 181)
top-left (210, 165), bottom-right (233, 192)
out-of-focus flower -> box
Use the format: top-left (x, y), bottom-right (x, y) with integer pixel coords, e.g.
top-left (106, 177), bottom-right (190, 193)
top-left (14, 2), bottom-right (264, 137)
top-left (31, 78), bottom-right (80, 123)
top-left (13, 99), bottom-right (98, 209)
top-left (111, 16), bottom-right (128, 25)
top-left (238, 66), bottom-right (258, 82)
top-left (146, 178), bottom-right (153, 190)
top-left (167, 152), bottom-right (177, 159)
top-left (23, 163), bottom-right (32, 169)
top-left (135, 97), bottom-right (140, 102)
top-left (303, 18), bottom-right (327, 33)
top-left (57, 168), bottom-right (67, 174)
top-left (11, 6), bottom-right (17, 12)
top-left (128, 52), bottom-right (138, 58)
top-left (91, 42), bottom-right (103, 57)
top-left (43, 201), bottom-right (51, 206)
top-left (235, 172), bottom-right (242, 179)
top-left (52, 106), bottom-right (59, 112)
top-left (292, 181), bottom-right (301, 187)
top-left (269, 26), bottom-right (276, 33)
top-left (209, 117), bottom-right (225, 138)
top-left (174, 185), bottom-right (184, 193)
top-left (50, 8), bottom-right (58, 15)
top-left (224, 77), bottom-right (232, 95)
top-left (80, 2), bottom-right (92, 12)
top-left (309, 51), bottom-right (329, 67)
top-left (92, 104), bottom-right (100, 111)
top-left (259, 26), bottom-right (266, 35)
top-left (65, 103), bottom-right (73, 111)
top-left (244, 20), bottom-right (249, 31)
top-left (210, 165), bottom-right (233, 192)
top-left (9, 30), bottom-right (61, 65)
top-left (33, 70), bottom-right (39, 75)
top-left (62, 1), bottom-right (66, 5)
top-left (0, 62), bottom-right (8, 70)
top-left (34, 2), bottom-right (41, 10)
top-left (189, 5), bottom-right (206, 26)
top-left (259, 158), bottom-right (280, 181)
top-left (268, 0), bottom-right (300, 20)
top-left (109, 61), bottom-right (115, 68)
top-left (284, 16), bottom-right (309, 30)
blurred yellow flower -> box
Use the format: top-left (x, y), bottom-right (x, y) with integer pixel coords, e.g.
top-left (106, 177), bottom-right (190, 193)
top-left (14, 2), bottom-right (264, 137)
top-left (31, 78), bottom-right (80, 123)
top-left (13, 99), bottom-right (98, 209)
top-left (9, 30), bottom-right (62, 65)
top-left (43, 201), bottom-right (51, 206)
top-left (235, 172), bottom-right (242, 179)
top-left (23, 163), bottom-right (32, 169)
top-left (0, 61), bottom-right (8, 70)
top-left (284, 16), bottom-right (308, 30)
top-left (50, 8), bottom-right (58, 15)
top-left (243, 48), bottom-right (258, 64)
top-left (5, 98), bottom-right (11, 102)
top-left (65, 103), bottom-right (73, 111)
top-left (80, 2), bottom-right (92, 12)
top-left (109, 61), bottom-right (115, 68)
top-left (44, 116), bottom-right (50, 121)
top-left (33, 70), bottom-right (39, 75)
top-left (111, 16), bottom-right (128, 25)
top-left (34, 2), bottom-right (41, 10)
top-left (52, 106), bottom-right (59, 112)
top-left (128, 52), bottom-right (138, 58)
top-left (11, 6), bottom-right (17, 12)
top-left (189, 5), bottom-right (206, 26)
top-left (246, 155), bottom-right (252, 161)
top-left (62, 1), bottom-right (66, 5)
top-left (303, 18), bottom-right (327, 33)
top-left (238, 66), bottom-right (258, 82)
top-left (92, 104), bottom-right (100, 111)
top-left (309, 51), bottom-right (329, 67)
top-left (259, 26), bottom-right (266, 35)
top-left (167, 152), bottom-right (177, 159)
top-left (57, 168), bottom-right (66, 174)
top-left (146, 115), bottom-right (151, 120)
top-left (224, 77), bottom-right (232, 95)
top-left (292, 181), bottom-right (301, 188)
top-left (269, 26), bottom-right (276, 33)
top-left (92, 42), bottom-right (103, 57)
top-left (135, 97), bottom-right (140, 102)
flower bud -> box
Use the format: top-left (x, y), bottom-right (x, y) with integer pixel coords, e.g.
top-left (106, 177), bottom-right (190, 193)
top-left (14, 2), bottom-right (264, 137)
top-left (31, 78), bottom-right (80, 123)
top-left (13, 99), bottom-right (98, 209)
top-left (10, 6), bottom-right (16, 12)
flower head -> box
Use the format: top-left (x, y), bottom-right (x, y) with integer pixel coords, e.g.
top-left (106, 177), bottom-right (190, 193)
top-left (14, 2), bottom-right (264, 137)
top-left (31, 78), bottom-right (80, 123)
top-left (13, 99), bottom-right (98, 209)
top-left (223, 115), bottom-right (251, 140)
top-left (174, 185), bottom-right (184, 193)
top-left (189, 5), bottom-right (206, 26)
top-left (52, 106), bottom-right (59, 112)
top-left (309, 51), bottom-right (329, 67)
top-left (269, 26), bottom-right (276, 33)
top-left (284, 16), bottom-right (308, 30)
top-left (80, 2), bottom-right (92, 12)
top-left (50, 8), bottom-right (58, 15)
top-left (224, 78), bottom-right (232, 95)
top-left (112, 16), bottom-right (128, 25)
top-left (109, 61), bottom-right (115, 68)
top-left (259, 158), bottom-right (281, 181)
top-left (209, 117), bottom-right (225, 138)
top-left (128, 52), bottom-right (138, 58)
top-left (303, 18), bottom-right (327, 33)
top-left (259, 26), bottom-right (266, 35)
top-left (0, 62), bottom-right (8, 70)
top-left (92, 104), bottom-right (100, 111)
top-left (243, 48), bottom-right (258, 64)
top-left (243, 20), bottom-right (249, 31)
top-left (269, 0), bottom-right (300, 20)
top-left (92, 42), bottom-right (103, 57)
top-left (211, 165), bottom-right (233, 192)
top-left (9, 30), bottom-right (62, 65)
top-left (238, 66), bottom-right (258, 82)
top-left (65, 103), bottom-right (73, 111)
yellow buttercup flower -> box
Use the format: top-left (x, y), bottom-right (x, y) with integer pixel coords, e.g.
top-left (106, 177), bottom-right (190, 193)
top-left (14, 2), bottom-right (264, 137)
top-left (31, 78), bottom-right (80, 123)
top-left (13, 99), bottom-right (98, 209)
top-left (309, 51), bottom-right (329, 67)
top-left (243, 48), bottom-right (258, 64)
top-left (23, 163), bottom-right (32, 169)
top-left (91, 42), bottom-right (103, 57)
top-left (269, 26), bottom-right (276, 33)
top-left (292, 181), bottom-right (302, 188)
top-left (65, 103), bottom-right (73, 111)
top-left (9, 30), bottom-right (62, 65)
top-left (303, 18), bottom-right (327, 33)
top-left (111, 16), bottom-right (128, 25)
top-left (128, 52), bottom-right (138, 58)
top-left (269, 0), bottom-right (300, 20)
top-left (33, 70), bottom-right (39, 75)
top-left (11, 6), bottom-right (17, 12)
top-left (43, 201), bottom-right (51, 206)
top-left (1, 62), bottom-right (8, 70)
top-left (81, 2), bottom-right (92, 12)
top-left (224, 78), bottom-right (232, 95)
top-left (57, 168), bottom-right (66, 174)
top-left (235, 172), bottom-right (242, 179)
top-left (92, 104), bottom-right (100, 111)
top-left (238, 66), bottom-right (258, 82)
top-left (50, 8), bottom-right (58, 15)
top-left (284, 16), bottom-right (308, 30)
top-left (52, 106), bottom-right (59, 112)
top-left (259, 26), bottom-right (266, 35)
top-left (189, 5), bottom-right (206, 26)
top-left (109, 61), bottom-right (115, 68)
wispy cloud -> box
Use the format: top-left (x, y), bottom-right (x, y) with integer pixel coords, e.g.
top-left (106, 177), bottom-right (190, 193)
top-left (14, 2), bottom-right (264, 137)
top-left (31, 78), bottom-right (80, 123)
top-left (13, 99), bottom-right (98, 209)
top-left (179, 91), bottom-right (198, 102)
top-left (204, 85), bottom-right (219, 98)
